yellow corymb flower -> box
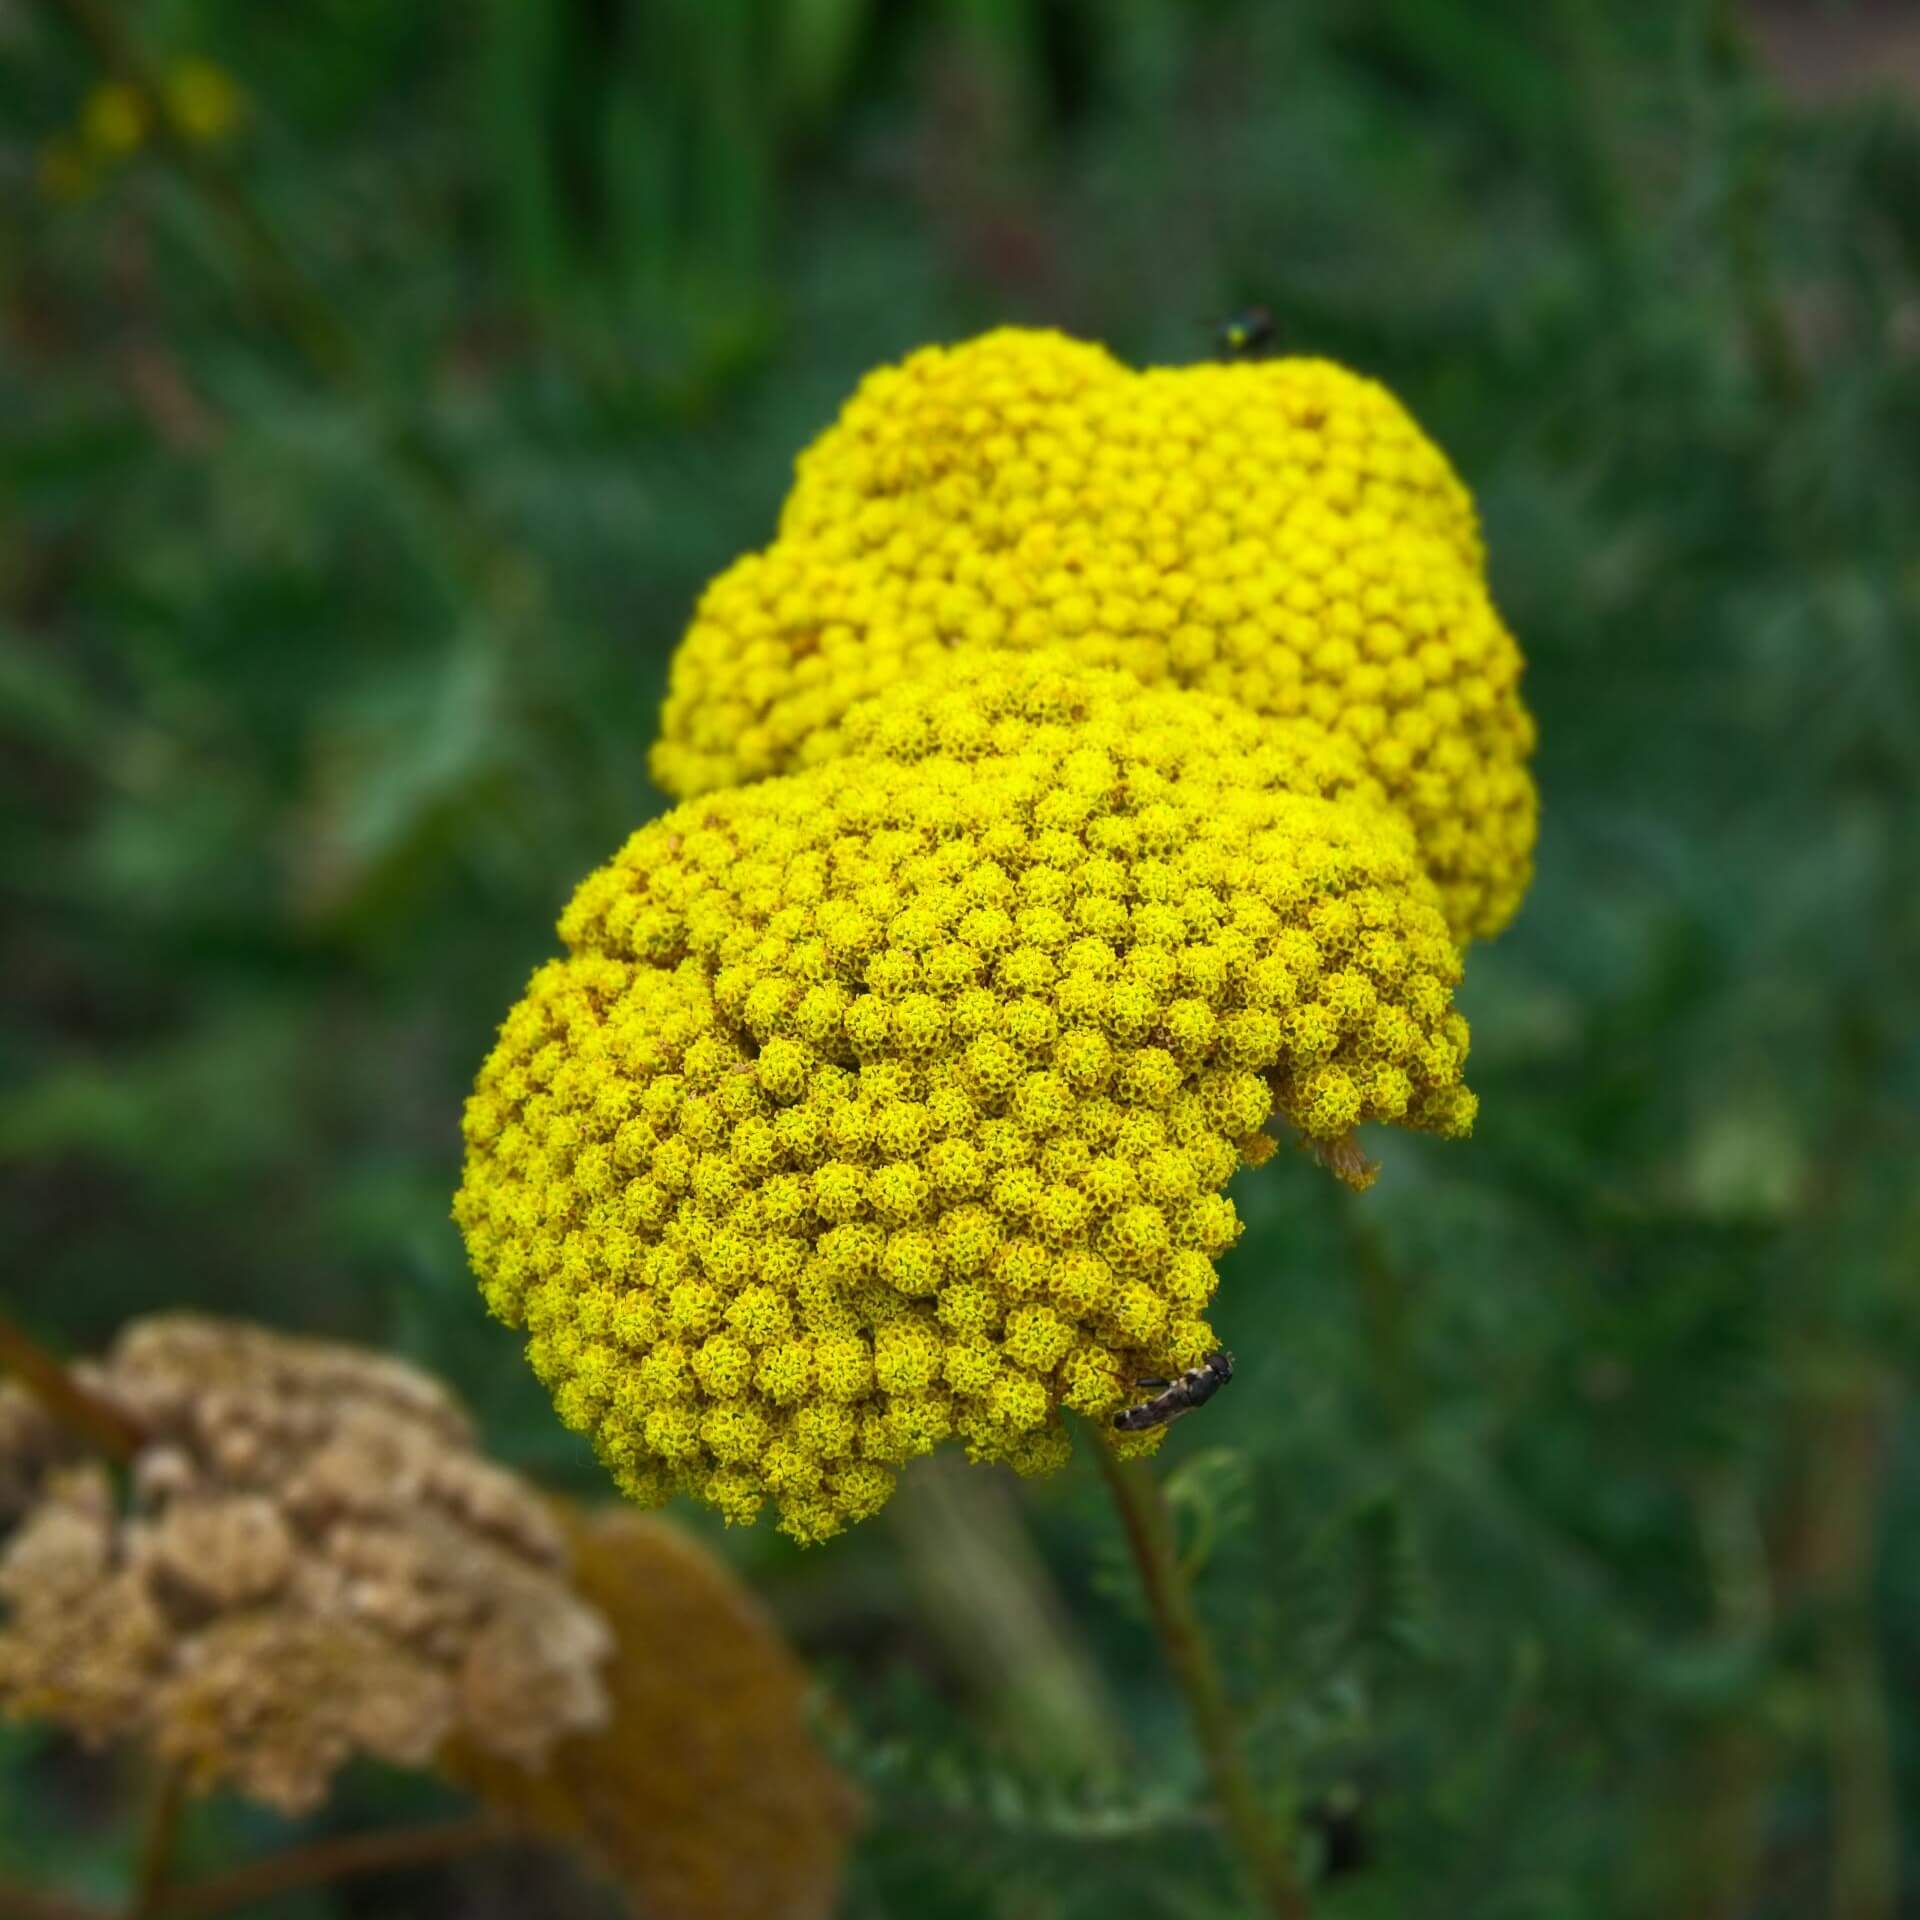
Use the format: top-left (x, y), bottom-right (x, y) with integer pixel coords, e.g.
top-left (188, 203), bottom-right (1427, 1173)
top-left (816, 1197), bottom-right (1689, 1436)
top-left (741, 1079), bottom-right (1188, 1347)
top-left (652, 328), bottom-right (1535, 943)
top-left (457, 654), bottom-right (1474, 1543)
top-left (80, 82), bottom-right (150, 159)
top-left (164, 59), bottom-right (246, 146)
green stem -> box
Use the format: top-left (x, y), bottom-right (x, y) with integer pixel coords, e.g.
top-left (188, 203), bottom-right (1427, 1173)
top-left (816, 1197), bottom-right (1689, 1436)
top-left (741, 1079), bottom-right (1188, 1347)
top-left (0, 1887), bottom-right (111, 1920)
top-left (0, 1309), bottom-right (142, 1461)
top-left (890, 1451), bottom-right (1125, 1778)
top-left (1091, 1443), bottom-right (1310, 1919)
top-left (1672, 1470), bottom-right (1776, 1919)
top-left (1795, 1365), bottom-right (1896, 1920)
top-left (127, 1767), bottom-right (186, 1920)
top-left (152, 1816), bottom-right (516, 1918)
top-left (1705, 0), bottom-right (1807, 410)
top-left (1675, 1358), bottom-right (1897, 1920)
top-left (0, 1819), bottom-right (514, 1920)
top-left (1342, 1212), bottom-right (1415, 1436)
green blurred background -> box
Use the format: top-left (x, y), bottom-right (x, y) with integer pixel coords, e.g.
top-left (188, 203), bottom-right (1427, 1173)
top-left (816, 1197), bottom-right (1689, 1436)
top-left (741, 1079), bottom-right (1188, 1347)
top-left (3, 1), bottom-right (1918, 1914)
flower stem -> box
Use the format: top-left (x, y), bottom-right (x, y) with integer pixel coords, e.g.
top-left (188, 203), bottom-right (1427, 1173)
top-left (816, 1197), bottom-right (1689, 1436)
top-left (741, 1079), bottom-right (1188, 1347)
top-left (0, 1310), bottom-right (142, 1462)
top-left (0, 1886), bottom-right (110, 1920)
top-left (127, 1767), bottom-right (186, 1920)
top-left (1091, 1442), bottom-right (1309, 1919)
top-left (153, 1816), bottom-right (517, 1918)
top-left (890, 1451), bottom-right (1125, 1778)
top-left (1790, 1363), bottom-right (1896, 1920)
top-left (0, 1808), bottom-right (515, 1920)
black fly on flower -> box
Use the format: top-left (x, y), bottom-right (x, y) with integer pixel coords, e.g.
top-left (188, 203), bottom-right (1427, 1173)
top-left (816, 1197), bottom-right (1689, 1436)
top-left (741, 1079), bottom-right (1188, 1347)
top-left (1113, 1351), bottom-right (1236, 1433)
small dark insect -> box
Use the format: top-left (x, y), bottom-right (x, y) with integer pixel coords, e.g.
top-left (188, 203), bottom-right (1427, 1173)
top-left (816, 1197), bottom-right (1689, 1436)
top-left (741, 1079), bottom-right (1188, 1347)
top-left (1214, 307), bottom-right (1276, 358)
top-left (1112, 1350), bottom-right (1235, 1432)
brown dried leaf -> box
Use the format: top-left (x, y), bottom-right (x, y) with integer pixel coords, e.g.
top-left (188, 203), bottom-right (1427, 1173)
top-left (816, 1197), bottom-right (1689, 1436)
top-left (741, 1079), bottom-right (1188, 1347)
top-left (447, 1505), bottom-right (859, 1920)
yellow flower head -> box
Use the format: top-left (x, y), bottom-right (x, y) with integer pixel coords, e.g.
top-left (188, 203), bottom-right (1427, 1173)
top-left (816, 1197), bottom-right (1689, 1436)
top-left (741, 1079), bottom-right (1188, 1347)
top-left (457, 653), bottom-right (1474, 1542)
top-left (164, 59), bottom-right (246, 147)
top-left (80, 82), bottom-right (150, 160)
top-left (652, 327), bottom-right (1535, 942)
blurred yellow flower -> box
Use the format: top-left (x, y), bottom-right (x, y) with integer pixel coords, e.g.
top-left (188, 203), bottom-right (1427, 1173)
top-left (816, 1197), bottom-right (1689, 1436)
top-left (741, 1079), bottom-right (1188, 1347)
top-left (165, 58), bottom-right (245, 146)
top-left (80, 80), bottom-right (149, 159)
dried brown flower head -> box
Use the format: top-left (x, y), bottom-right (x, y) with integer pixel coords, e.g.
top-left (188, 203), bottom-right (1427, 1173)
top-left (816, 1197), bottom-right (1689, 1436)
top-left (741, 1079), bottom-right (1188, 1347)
top-left (0, 1384), bottom-right (63, 1524)
top-left (0, 1315), bottom-right (614, 1814)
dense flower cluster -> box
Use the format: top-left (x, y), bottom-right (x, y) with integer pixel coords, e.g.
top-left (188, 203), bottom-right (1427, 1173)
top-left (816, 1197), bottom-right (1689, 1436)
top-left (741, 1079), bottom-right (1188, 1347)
top-left (461, 330), bottom-right (1535, 1542)
top-left (652, 328), bottom-right (1535, 942)
top-left (457, 654), bottom-right (1475, 1542)
top-left (0, 1317), bottom-right (612, 1812)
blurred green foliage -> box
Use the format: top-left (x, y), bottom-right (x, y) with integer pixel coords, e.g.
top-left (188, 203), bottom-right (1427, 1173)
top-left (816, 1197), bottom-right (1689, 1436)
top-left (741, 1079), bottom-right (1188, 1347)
top-left (2, 0), bottom-right (1918, 1915)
